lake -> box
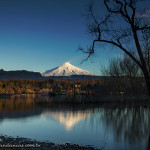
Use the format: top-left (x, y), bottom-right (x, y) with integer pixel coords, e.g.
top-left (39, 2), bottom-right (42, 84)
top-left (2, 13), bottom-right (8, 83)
top-left (0, 95), bottom-right (149, 150)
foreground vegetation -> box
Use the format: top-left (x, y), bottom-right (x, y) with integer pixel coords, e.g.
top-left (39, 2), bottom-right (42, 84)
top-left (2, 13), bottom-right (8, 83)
top-left (0, 77), bottom-right (147, 96)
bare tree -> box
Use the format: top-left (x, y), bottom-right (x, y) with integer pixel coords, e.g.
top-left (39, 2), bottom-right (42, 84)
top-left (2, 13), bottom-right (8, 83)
top-left (101, 53), bottom-right (145, 95)
top-left (80, 0), bottom-right (150, 96)
top-left (102, 51), bottom-right (142, 77)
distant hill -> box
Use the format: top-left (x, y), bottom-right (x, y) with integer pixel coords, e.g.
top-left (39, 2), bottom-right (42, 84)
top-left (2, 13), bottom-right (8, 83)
top-left (0, 69), bottom-right (44, 80)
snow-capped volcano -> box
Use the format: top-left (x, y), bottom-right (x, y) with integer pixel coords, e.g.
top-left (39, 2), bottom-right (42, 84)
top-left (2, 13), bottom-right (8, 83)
top-left (40, 62), bottom-right (95, 77)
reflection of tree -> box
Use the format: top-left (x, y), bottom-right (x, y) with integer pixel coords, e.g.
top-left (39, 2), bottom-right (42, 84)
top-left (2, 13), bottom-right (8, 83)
top-left (1, 95), bottom-right (150, 148)
top-left (147, 135), bottom-right (150, 150)
top-left (91, 106), bottom-right (150, 143)
top-left (0, 95), bottom-right (38, 112)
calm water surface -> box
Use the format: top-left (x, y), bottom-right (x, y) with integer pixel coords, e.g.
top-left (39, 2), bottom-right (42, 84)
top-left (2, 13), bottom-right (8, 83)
top-left (0, 95), bottom-right (149, 150)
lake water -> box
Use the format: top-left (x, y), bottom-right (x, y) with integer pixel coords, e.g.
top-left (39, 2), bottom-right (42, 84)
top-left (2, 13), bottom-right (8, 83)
top-left (0, 95), bottom-right (149, 150)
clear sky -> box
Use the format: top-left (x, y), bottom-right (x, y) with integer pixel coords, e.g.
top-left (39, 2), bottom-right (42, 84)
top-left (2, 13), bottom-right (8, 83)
top-left (0, 0), bottom-right (149, 75)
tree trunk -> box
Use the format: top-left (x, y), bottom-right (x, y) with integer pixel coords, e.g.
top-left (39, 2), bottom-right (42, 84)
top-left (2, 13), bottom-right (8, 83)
top-left (143, 71), bottom-right (150, 97)
top-left (132, 28), bottom-right (150, 97)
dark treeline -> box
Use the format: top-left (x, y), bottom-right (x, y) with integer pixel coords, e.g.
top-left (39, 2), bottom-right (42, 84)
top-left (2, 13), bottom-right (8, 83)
top-left (0, 79), bottom-right (52, 94)
top-left (0, 79), bottom-right (101, 95)
top-left (0, 77), bottom-right (146, 96)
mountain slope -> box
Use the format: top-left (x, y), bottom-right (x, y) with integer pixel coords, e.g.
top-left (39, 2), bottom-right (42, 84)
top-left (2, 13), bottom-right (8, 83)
top-left (41, 62), bottom-right (95, 77)
top-left (0, 69), bottom-right (44, 80)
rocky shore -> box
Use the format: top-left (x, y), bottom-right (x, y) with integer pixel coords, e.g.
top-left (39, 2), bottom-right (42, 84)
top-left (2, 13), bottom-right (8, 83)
top-left (0, 136), bottom-right (100, 150)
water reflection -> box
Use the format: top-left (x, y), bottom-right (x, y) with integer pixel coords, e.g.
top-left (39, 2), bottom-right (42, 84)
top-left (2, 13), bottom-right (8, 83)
top-left (97, 106), bottom-right (150, 143)
top-left (41, 110), bottom-right (92, 131)
top-left (147, 136), bottom-right (150, 150)
top-left (0, 95), bottom-right (150, 149)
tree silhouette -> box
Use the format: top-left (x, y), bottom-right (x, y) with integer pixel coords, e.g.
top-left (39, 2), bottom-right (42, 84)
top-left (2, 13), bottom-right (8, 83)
top-left (80, 0), bottom-right (150, 96)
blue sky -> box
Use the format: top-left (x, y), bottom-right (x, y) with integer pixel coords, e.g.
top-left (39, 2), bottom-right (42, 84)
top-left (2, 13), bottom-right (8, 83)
top-left (0, 0), bottom-right (149, 75)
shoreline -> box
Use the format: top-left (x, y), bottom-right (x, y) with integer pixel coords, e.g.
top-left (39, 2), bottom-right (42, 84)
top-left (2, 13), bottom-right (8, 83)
top-left (0, 93), bottom-right (149, 101)
top-left (0, 135), bottom-right (100, 150)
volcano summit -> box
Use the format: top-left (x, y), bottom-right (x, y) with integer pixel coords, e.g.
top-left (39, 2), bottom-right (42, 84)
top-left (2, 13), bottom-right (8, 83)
top-left (40, 62), bottom-right (95, 77)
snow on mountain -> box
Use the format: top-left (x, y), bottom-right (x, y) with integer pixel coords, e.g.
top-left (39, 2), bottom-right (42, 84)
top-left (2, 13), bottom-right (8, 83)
top-left (40, 62), bottom-right (95, 77)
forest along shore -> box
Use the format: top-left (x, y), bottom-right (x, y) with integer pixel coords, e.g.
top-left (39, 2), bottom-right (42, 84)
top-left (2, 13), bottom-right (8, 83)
top-left (0, 136), bottom-right (100, 150)
top-left (0, 77), bottom-right (147, 96)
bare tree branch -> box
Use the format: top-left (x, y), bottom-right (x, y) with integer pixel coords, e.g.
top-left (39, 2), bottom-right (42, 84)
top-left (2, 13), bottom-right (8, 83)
top-left (136, 25), bottom-right (150, 31)
top-left (81, 0), bottom-right (150, 95)
top-left (92, 39), bottom-right (142, 68)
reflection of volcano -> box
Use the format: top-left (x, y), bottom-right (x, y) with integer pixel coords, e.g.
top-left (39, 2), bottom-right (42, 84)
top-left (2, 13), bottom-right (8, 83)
top-left (41, 110), bottom-right (92, 131)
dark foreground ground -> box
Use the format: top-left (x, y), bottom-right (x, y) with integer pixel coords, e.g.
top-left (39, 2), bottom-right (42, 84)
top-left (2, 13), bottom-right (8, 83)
top-left (0, 136), bottom-right (100, 150)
